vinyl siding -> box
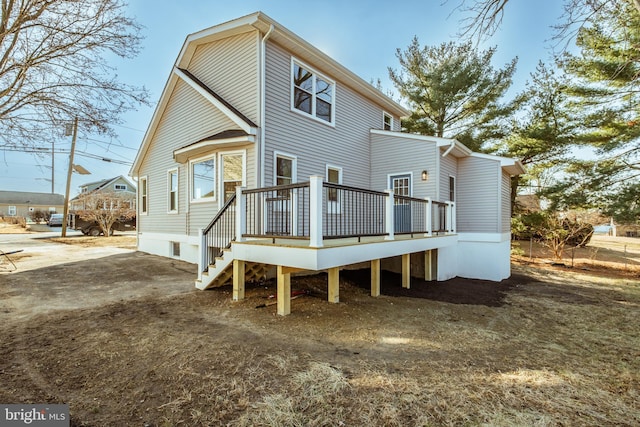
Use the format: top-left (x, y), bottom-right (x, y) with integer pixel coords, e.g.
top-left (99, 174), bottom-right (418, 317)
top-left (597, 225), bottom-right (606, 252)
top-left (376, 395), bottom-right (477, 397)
top-left (501, 171), bottom-right (512, 233)
top-left (370, 133), bottom-right (438, 198)
top-left (187, 31), bottom-right (260, 125)
top-left (457, 156), bottom-right (500, 233)
top-left (263, 41), bottom-right (389, 188)
top-left (439, 151), bottom-right (457, 202)
top-left (137, 78), bottom-right (254, 237)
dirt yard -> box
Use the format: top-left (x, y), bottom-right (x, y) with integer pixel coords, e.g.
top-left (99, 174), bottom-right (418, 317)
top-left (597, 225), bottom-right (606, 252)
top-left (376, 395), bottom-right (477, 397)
top-left (0, 230), bottom-right (638, 426)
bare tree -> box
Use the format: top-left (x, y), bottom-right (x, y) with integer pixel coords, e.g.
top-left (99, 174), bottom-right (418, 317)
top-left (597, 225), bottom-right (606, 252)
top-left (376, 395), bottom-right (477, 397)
top-left (454, 0), bottom-right (640, 41)
top-left (75, 190), bottom-right (135, 237)
top-left (0, 0), bottom-right (149, 149)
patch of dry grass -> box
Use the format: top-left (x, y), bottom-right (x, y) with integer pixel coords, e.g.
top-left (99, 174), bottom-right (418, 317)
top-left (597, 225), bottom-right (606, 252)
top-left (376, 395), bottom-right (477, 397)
top-left (0, 247), bottom-right (638, 426)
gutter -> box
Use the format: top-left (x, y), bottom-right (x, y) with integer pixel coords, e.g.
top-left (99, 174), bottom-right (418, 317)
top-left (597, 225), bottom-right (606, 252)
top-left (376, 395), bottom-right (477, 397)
top-left (259, 24), bottom-right (275, 187)
top-left (441, 140), bottom-right (456, 158)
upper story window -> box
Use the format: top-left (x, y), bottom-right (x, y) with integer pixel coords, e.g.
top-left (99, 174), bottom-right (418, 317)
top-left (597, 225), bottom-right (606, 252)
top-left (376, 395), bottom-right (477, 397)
top-left (114, 184), bottom-right (127, 191)
top-left (383, 112), bottom-right (393, 131)
top-left (292, 59), bottom-right (335, 125)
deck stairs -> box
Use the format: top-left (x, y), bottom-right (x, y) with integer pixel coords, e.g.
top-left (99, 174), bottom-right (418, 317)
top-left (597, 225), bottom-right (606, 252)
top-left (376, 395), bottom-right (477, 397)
top-left (196, 247), bottom-right (270, 290)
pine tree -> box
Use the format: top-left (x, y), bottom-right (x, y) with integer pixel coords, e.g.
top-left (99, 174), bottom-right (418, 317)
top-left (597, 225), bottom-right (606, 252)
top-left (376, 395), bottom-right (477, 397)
top-left (388, 38), bottom-right (517, 151)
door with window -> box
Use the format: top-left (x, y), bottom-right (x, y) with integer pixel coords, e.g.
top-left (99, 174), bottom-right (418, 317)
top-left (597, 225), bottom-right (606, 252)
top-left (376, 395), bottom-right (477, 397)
top-left (390, 174), bottom-right (411, 233)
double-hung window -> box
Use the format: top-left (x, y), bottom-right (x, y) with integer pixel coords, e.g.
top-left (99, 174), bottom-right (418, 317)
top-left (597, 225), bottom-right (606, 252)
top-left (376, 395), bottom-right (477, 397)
top-left (292, 60), bottom-right (335, 124)
top-left (326, 165), bottom-right (342, 214)
top-left (168, 169), bottom-right (178, 213)
top-left (191, 156), bottom-right (215, 201)
top-left (383, 112), bottom-right (393, 131)
top-left (140, 177), bottom-right (148, 214)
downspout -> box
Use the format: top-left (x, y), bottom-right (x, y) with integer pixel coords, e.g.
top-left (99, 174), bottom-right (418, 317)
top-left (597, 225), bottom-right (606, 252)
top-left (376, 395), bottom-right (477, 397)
top-left (259, 24), bottom-right (275, 187)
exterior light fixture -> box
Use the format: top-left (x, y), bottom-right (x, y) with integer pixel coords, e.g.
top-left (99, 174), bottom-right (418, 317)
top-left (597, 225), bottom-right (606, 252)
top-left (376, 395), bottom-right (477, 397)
top-left (421, 170), bottom-right (428, 181)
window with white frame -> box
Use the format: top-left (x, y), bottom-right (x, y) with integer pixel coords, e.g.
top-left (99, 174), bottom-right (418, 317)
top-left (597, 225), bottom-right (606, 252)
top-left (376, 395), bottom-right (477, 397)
top-left (191, 156), bottom-right (215, 201)
top-left (8, 205), bottom-right (16, 216)
top-left (222, 153), bottom-right (243, 202)
top-left (140, 177), bottom-right (148, 214)
top-left (326, 165), bottom-right (342, 213)
top-left (114, 184), bottom-right (127, 191)
top-left (275, 154), bottom-right (295, 187)
top-left (168, 169), bottom-right (178, 213)
top-left (171, 241), bottom-right (180, 257)
top-left (383, 112), bottom-right (393, 131)
top-left (292, 60), bottom-right (335, 124)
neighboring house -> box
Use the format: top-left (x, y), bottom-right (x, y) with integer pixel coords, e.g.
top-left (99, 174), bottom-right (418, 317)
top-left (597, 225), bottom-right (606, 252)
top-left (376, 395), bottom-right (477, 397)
top-left (70, 175), bottom-right (137, 211)
top-left (130, 12), bottom-right (525, 315)
top-left (0, 191), bottom-right (65, 218)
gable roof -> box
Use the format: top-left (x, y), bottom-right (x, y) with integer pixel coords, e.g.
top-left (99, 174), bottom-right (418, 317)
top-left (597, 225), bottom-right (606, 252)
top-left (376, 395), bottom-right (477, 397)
top-left (79, 175), bottom-right (136, 192)
top-left (131, 11), bottom-right (409, 176)
top-left (0, 191), bottom-right (65, 206)
top-left (176, 68), bottom-right (257, 129)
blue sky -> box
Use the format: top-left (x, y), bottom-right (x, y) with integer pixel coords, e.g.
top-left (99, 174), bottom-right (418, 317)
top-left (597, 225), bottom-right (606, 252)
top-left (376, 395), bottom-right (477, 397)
top-left (1, 0), bottom-right (566, 195)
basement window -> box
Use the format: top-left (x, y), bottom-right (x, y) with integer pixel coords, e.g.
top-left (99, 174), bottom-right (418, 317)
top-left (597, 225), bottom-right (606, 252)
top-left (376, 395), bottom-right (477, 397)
top-left (171, 241), bottom-right (180, 257)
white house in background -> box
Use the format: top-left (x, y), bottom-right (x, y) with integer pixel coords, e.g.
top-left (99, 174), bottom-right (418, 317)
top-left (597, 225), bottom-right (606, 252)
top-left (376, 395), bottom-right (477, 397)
top-left (130, 12), bottom-right (525, 315)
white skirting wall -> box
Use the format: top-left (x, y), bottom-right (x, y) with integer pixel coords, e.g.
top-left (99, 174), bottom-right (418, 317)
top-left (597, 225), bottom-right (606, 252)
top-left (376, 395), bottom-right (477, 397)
top-left (137, 232), bottom-right (199, 264)
top-left (456, 232), bottom-right (512, 281)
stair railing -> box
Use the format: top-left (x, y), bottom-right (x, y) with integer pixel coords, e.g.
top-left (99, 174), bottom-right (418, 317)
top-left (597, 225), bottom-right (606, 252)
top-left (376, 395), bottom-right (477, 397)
top-left (201, 194), bottom-right (237, 273)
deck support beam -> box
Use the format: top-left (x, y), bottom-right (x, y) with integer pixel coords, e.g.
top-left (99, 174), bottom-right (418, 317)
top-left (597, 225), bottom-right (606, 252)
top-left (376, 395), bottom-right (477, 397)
top-left (425, 250), bottom-right (433, 281)
top-left (371, 259), bottom-right (380, 297)
top-left (277, 265), bottom-right (291, 316)
top-left (328, 267), bottom-right (339, 303)
top-left (402, 253), bottom-right (410, 289)
top-left (232, 259), bottom-right (245, 301)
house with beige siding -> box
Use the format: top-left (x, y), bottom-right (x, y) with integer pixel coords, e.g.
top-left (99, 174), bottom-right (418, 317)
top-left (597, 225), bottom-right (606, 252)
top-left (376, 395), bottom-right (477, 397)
top-left (130, 12), bottom-right (524, 315)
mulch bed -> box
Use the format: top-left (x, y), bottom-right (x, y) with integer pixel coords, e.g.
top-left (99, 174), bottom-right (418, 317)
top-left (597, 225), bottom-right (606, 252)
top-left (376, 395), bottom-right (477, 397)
top-left (340, 269), bottom-right (527, 307)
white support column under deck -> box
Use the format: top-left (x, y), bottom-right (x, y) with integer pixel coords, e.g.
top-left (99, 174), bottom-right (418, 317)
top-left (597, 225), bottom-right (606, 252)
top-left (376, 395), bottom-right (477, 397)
top-left (385, 189), bottom-right (394, 240)
top-left (309, 175), bottom-right (323, 248)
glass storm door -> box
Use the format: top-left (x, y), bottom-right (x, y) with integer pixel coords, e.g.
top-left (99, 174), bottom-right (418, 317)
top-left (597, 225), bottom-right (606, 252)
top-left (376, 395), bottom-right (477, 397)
top-left (391, 174), bottom-right (411, 233)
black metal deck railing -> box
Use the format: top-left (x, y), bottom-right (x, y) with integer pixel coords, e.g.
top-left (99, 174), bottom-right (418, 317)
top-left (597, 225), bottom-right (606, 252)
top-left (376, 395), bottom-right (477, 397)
top-left (322, 183), bottom-right (387, 239)
top-left (201, 181), bottom-right (454, 275)
top-left (243, 182), bottom-right (311, 238)
top-left (393, 195), bottom-right (429, 235)
top-left (202, 194), bottom-right (236, 271)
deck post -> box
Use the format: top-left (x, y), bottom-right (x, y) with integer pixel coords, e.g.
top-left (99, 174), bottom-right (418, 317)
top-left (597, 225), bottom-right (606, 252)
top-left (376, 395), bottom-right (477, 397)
top-left (371, 259), bottom-right (380, 297)
top-left (235, 186), bottom-right (246, 242)
top-left (425, 250), bottom-right (432, 281)
top-left (198, 228), bottom-right (205, 281)
top-left (233, 259), bottom-right (245, 301)
top-left (310, 175), bottom-right (323, 248)
top-left (277, 265), bottom-right (291, 315)
top-left (328, 267), bottom-right (339, 303)
top-left (425, 197), bottom-right (432, 237)
top-left (385, 189), bottom-right (394, 240)
top-left (446, 201), bottom-right (454, 233)
top-left (402, 253), bottom-right (410, 289)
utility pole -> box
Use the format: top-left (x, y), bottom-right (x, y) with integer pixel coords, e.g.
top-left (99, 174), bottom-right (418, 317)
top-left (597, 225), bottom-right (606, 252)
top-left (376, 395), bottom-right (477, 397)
top-left (61, 117), bottom-right (78, 237)
top-left (51, 139), bottom-right (55, 194)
